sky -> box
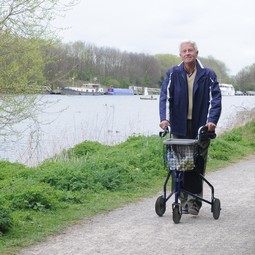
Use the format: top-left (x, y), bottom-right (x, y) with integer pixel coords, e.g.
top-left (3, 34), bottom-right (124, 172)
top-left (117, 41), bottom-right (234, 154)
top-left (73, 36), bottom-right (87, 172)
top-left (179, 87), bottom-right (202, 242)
top-left (54, 0), bottom-right (255, 75)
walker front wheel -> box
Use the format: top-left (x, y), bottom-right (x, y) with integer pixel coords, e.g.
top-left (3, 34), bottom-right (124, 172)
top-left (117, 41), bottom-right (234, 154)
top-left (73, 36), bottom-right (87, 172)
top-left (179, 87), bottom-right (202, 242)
top-left (155, 195), bottom-right (166, 216)
top-left (172, 204), bottom-right (182, 224)
top-left (212, 198), bottom-right (221, 219)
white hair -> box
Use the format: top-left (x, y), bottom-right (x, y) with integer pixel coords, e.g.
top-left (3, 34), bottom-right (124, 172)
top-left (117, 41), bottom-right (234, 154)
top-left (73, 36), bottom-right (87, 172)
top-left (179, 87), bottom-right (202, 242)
top-left (179, 41), bottom-right (198, 53)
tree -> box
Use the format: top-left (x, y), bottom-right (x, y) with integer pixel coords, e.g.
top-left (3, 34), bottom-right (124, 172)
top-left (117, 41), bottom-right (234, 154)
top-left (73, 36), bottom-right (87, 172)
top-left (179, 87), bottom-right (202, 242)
top-left (155, 54), bottom-right (181, 85)
top-left (234, 64), bottom-right (255, 91)
top-left (0, 1), bottom-right (78, 38)
top-left (0, 34), bottom-right (46, 92)
top-left (200, 56), bottom-right (232, 84)
top-left (52, 42), bottom-right (162, 88)
top-left (0, 0), bottom-right (78, 138)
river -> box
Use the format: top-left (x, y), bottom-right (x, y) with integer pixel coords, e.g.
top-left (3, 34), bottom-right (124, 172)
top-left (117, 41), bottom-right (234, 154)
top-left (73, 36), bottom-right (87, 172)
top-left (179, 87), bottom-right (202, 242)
top-left (1, 95), bottom-right (255, 166)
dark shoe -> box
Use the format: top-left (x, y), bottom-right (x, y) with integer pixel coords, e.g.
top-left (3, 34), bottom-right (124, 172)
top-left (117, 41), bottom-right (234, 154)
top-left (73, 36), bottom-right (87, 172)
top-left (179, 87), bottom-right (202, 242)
top-left (188, 203), bottom-right (200, 216)
top-left (182, 204), bottom-right (189, 214)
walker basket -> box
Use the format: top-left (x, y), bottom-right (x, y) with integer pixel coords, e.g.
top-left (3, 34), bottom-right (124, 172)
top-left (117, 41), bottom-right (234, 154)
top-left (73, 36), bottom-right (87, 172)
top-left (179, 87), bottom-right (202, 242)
top-left (164, 139), bottom-right (198, 171)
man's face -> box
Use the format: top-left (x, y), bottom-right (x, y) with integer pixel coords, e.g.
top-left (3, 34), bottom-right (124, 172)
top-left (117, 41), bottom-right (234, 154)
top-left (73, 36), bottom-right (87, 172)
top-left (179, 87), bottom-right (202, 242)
top-left (179, 43), bottom-right (198, 64)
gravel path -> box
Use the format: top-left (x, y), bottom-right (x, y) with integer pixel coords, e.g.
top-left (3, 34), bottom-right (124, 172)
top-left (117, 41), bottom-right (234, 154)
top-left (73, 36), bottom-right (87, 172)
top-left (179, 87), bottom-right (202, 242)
top-left (18, 156), bottom-right (255, 255)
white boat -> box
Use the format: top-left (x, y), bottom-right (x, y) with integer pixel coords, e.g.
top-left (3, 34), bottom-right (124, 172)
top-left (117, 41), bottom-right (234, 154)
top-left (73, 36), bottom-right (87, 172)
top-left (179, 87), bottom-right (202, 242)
top-left (139, 87), bottom-right (159, 100)
top-left (61, 83), bottom-right (104, 95)
top-left (219, 83), bottom-right (235, 96)
top-left (140, 95), bottom-right (157, 100)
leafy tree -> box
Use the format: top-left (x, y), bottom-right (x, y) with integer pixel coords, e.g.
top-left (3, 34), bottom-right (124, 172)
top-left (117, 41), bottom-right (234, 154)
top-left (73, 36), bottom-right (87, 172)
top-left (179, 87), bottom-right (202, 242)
top-left (155, 54), bottom-right (180, 76)
top-left (105, 79), bottom-right (120, 87)
top-left (0, 0), bottom-right (77, 138)
top-left (200, 56), bottom-right (232, 84)
top-left (155, 54), bottom-right (182, 85)
top-left (234, 64), bottom-right (255, 91)
top-left (119, 77), bottom-right (132, 88)
top-left (0, 34), bottom-right (46, 93)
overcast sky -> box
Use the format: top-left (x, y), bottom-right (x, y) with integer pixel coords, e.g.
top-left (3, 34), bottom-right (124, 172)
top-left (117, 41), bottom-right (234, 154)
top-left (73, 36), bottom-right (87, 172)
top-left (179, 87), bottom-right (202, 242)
top-left (54, 0), bottom-right (255, 75)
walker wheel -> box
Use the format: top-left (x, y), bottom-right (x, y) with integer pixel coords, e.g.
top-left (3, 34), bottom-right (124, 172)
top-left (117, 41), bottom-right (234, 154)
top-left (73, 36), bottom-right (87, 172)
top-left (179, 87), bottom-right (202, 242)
top-left (172, 204), bottom-right (182, 224)
top-left (155, 195), bottom-right (166, 216)
top-left (212, 198), bottom-right (221, 219)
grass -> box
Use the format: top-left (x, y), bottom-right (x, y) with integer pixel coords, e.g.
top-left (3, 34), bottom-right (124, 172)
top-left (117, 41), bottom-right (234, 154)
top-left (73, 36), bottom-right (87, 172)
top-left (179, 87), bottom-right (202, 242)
top-left (0, 120), bottom-right (254, 255)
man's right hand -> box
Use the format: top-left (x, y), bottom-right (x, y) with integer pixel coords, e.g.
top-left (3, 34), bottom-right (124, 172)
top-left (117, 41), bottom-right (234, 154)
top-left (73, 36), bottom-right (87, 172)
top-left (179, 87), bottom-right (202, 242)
top-left (159, 120), bottom-right (169, 129)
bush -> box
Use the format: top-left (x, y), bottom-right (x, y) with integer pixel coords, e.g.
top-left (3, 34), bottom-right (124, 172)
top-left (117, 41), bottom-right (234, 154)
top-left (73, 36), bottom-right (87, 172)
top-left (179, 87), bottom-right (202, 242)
top-left (12, 188), bottom-right (53, 211)
top-left (0, 207), bottom-right (13, 234)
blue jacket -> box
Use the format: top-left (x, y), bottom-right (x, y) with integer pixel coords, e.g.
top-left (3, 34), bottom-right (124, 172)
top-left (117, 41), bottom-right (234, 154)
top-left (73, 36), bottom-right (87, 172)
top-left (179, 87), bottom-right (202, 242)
top-left (159, 59), bottom-right (222, 138)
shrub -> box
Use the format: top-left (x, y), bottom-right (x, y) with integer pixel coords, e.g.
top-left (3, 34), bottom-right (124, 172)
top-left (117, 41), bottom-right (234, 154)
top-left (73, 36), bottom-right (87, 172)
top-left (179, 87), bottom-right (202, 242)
top-left (11, 188), bottom-right (53, 211)
top-left (0, 206), bottom-right (13, 234)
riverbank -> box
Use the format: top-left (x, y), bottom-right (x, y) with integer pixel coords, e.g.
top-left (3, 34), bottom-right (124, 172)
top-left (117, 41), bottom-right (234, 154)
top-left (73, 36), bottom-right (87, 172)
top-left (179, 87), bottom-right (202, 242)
top-left (0, 121), bottom-right (254, 254)
top-left (18, 155), bottom-right (255, 255)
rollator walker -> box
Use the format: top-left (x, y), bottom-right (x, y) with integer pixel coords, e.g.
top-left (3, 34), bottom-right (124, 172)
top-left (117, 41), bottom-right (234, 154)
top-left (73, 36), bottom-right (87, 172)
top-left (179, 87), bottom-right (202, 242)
top-left (155, 125), bottom-right (221, 224)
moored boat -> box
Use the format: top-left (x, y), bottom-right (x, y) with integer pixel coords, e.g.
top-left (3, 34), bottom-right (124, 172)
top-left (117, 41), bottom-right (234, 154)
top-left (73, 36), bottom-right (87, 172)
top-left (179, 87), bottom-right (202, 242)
top-left (219, 83), bottom-right (235, 96)
top-left (139, 87), bottom-right (159, 100)
top-left (104, 86), bottom-right (134, 95)
top-left (61, 83), bottom-right (104, 95)
top-left (140, 95), bottom-right (157, 100)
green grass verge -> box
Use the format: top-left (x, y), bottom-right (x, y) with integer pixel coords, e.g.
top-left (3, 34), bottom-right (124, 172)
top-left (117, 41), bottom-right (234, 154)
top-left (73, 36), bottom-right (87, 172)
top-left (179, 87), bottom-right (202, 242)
top-left (0, 121), bottom-right (254, 255)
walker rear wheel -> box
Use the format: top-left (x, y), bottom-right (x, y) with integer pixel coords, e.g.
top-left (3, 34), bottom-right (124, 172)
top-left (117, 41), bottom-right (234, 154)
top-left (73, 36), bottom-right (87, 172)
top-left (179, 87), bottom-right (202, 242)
top-left (155, 195), bottom-right (166, 216)
top-left (212, 198), bottom-right (221, 219)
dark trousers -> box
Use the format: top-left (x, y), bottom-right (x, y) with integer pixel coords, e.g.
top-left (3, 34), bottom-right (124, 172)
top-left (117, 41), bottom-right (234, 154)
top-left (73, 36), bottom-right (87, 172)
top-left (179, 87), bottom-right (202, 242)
top-left (173, 120), bottom-right (210, 208)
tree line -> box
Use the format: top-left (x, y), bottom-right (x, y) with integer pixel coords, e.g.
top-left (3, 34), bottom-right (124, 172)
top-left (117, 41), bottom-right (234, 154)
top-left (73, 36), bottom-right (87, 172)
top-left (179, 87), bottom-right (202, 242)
top-left (2, 37), bottom-right (254, 93)
top-left (39, 40), bottom-right (255, 91)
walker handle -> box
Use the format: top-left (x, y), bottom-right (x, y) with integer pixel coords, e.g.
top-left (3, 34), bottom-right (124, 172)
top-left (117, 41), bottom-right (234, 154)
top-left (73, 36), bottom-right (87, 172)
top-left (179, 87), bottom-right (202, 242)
top-left (159, 126), bottom-right (170, 138)
top-left (198, 125), bottom-right (216, 141)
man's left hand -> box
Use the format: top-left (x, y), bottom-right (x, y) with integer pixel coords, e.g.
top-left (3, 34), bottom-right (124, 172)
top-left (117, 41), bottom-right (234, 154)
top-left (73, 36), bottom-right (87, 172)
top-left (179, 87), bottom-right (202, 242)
top-left (207, 122), bottom-right (216, 132)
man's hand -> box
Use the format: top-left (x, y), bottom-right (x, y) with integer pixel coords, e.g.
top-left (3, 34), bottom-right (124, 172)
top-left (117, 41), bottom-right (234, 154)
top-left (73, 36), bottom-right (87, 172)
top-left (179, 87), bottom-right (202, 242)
top-left (207, 122), bottom-right (216, 132)
top-left (159, 120), bottom-right (169, 129)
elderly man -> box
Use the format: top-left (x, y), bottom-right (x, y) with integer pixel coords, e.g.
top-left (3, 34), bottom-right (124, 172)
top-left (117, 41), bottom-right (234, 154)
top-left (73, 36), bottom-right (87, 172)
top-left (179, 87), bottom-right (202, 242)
top-left (159, 41), bottom-right (222, 215)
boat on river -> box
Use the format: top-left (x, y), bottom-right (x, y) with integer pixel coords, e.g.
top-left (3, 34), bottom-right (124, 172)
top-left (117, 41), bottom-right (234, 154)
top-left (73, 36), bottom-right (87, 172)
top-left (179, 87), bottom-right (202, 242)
top-left (104, 86), bottom-right (134, 95)
top-left (140, 95), bottom-right (157, 100)
top-left (219, 83), bottom-right (235, 96)
top-left (61, 83), bottom-right (104, 95)
top-left (139, 87), bottom-right (158, 100)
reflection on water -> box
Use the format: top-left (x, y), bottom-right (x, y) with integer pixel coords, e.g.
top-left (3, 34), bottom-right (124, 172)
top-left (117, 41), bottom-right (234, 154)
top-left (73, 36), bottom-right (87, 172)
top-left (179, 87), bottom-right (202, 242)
top-left (1, 95), bottom-right (254, 166)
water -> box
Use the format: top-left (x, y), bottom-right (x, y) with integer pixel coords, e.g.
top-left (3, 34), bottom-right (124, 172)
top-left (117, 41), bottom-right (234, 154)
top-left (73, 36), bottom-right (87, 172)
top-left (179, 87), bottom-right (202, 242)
top-left (1, 95), bottom-right (254, 166)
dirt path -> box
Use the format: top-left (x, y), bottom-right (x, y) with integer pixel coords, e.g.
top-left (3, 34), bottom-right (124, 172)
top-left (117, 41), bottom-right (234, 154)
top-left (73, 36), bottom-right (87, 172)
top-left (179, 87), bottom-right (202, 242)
top-left (18, 156), bottom-right (255, 255)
